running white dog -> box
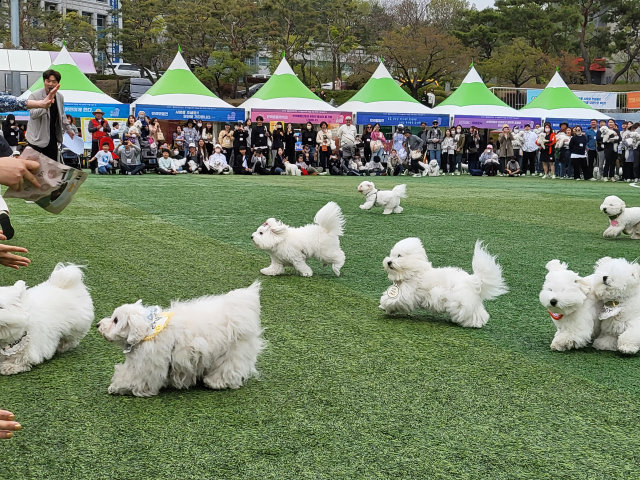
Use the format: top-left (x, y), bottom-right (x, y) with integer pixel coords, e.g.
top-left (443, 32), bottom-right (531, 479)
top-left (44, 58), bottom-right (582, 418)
top-left (0, 264), bottom-right (94, 375)
top-left (98, 282), bottom-right (264, 396)
top-left (427, 160), bottom-right (440, 177)
top-left (251, 202), bottom-right (345, 277)
top-left (539, 260), bottom-right (602, 351)
top-left (591, 257), bottom-right (640, 353)
top-left (600, 195), bottom-right (640, 240)
top-left (379, 239), bottom-right (508, 328)
top-left (357, 181), bottom-right (407, 215)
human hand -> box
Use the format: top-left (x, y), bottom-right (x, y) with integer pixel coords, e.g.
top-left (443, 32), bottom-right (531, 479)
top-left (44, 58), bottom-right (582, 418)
top-left (0, 410), bottom-right (21, 439)
top-left (0, 157), bottom-right (41, 190)
top-left (68, 131), bottom-right (75, 139)
top-left (28, 84), bottom-right (60, 109)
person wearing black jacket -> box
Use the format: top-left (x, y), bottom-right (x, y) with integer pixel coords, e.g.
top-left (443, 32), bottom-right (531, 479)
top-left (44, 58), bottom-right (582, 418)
top-left (271, 148), bottom-right (286, 174)
top-left (251, 116), bottom-right (270, 164)
top-left (2, 115), bottom-right (19, 151)
top-left (569, 126), bottom-right (588, 180)
top-left (233, 121), bottom-right (248, 158)
top-left (602, 119), bottom-right (620, 181)
top-left (284, 123), bottom-right (296, 162)
top-left (234, 145), bottom-right (252, 175)
top-left (466, 126), bottom-right (482, 170)
top-left (362, 124), bottom-right (373, 162)
top-left (301, 121), bottom-right (316, 165)
top-left (271, 122), bottom-right (285, 162)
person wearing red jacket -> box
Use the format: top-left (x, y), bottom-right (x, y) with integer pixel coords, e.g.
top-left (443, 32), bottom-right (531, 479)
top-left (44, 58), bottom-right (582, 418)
top-left (88, 108), bottom-right (111, 174)
top-left (538, 122), bottom-right (557, 179)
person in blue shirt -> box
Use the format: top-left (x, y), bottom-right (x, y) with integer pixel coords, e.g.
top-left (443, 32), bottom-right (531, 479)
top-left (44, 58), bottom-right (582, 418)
top-left (0, 88), bottom-right (59, 113)
top-left (584, 119), bottom-right (598, 181)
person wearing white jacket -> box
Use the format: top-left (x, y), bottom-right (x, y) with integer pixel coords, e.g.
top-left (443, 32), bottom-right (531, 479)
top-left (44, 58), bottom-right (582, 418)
top-left (511, 126), bottom-right (524, 165)
top-left (441, 129), bottom-right (456, 175)
top-left (207, 144), bottom-right (230, 174)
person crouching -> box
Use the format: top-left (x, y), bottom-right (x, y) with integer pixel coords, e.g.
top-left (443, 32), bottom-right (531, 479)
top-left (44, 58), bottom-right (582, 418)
top-left (480, 145), bottom-right (500, 176)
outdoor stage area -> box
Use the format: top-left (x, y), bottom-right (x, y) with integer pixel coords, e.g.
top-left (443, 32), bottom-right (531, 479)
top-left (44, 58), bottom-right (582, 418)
top-left (1, 174), bottom-right (639, 478)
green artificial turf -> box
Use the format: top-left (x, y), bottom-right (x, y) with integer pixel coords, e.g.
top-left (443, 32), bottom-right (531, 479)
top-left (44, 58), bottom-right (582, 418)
top-left (1, 174), bottom-right (640, 479)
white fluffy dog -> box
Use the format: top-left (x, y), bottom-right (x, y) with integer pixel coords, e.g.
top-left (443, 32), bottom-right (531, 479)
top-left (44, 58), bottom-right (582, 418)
top-left (284, 160), bottom-right (300, 176)
top-left (379, 239), bottom-right (508, 328)
top-left (427, 159), bottom-right (440, 176)
top-left (539, 260), bottom-right (602, 351)
top-left (98, 282), bottom-right (264, 397)
top-left (251, 202), bottom-right (345, 277)
top-left (0, 264), bottom-right (94, 375)
top-left (591, 257), bottom-right (640, 354)
top-left (600, 195), bottom-right (640, 240)
top-left (357, 181), bottom-right (407, 215)
top-left (600, 125), bottom-right (615, 143)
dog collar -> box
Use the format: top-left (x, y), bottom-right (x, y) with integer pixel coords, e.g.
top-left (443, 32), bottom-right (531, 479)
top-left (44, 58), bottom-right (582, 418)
top-left (600, 301), bottom-right (622, 321)
top-left (365, 189), bottom-right (379, 204)
top-left (387, 283), bottom-right (400, 298)
top-left (123, 308), bottom-right (174, 354)
top-left (0, 331), bottom-right (28, 356)
top-left (548, 311), bottom-right (563, 321)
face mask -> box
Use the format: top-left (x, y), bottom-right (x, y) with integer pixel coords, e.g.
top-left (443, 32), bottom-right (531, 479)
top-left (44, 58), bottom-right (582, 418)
top-left (456, 129), bottom-right (461, 133)
top-left (215, 149), bottom-right (221, 153)
top-left (9, 120), bottom-right (14, 124)
top-left (173, 150), bottom-right (179, 155)
top-left (307, 126), bottom-right (312, 130)
top-left (545, 128), bottom-right (550, 133)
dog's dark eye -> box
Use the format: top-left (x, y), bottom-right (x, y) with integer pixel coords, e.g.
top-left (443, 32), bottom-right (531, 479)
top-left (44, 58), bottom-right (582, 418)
top-left (259, 232), bottom-right (263, 235)
top-left (113, 317), bottom-right (118, 325)
top-left (397, 254), bottom-right (402, 258)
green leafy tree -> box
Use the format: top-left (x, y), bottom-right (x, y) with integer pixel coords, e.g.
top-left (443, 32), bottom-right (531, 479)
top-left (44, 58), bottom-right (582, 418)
top-left (607, 0), bottom-right (640, 84)
top-left (479, 37), bottom-right (552, 87)
top-left (195, 51), bottom-right (248, 97)
top-left (452, 8), bottom-right (502, 61)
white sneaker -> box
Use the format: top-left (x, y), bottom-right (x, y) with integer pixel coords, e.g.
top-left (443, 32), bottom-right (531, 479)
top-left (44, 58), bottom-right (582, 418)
top-left (455, 171), bottom-right (460, 176)
top-left (611, 178), bottom-right (616, 182)
top-left (589, 178), bottom-right (596, 181)
top-left (127, 172), bottom-right (132, 175)
top-left (412, 174), bottom-right (422, 178)
top-left (602, 177), bottom-right (608, 182)
top-left (552, 175), bottom-right (556, 179)
top-left (576, 178), bottom-right (582, 181)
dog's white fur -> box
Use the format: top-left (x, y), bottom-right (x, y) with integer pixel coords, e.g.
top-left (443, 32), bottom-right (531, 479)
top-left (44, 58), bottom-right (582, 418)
top-left (539, 260), bottom-right (602, 351)
top-left (591, 257), bottom-right (640, 354)
top-left (600, 125), bottom-right (615, 143)
top-left (555, 131), bottom-right (570, 150)
top-left (534, 127), bottom-right (546, 149)
top-left (379, 239), bottom-right (508, 328)
top-left (284, 161), bottom-right (300, 176)
top-left (357, 181), bottom-right (407, 215)
top-left (252, 202), bottom-right (345, 277)
top-left (625, 131), bottom-right (640, 149)
top-left (98, 282), bottom-right (264, 396)
top-left (427, 159), bottom-right (440, 176)
top-left (600, 195), bottom-right (640, 240)
top-left (0, 264), bottom-right (94, 375)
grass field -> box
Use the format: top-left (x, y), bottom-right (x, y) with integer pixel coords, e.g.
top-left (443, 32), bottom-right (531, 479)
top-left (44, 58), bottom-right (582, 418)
top-left (1, 174), bottom-right (640, 479)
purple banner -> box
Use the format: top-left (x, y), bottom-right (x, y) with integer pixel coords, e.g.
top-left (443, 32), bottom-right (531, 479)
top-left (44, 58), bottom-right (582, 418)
top-left (453, 115), bottom-right (541, 130)
top-left (251, 109), bottom-right (351, 125)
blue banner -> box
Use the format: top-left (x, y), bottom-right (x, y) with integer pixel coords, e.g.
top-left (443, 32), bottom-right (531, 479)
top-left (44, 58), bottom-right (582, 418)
top-left (546, 118), bottom-right (594, 130)
top-left (527, 89), bottom-right (543, 104)
top-left (64, 103), bottom-right (128, 118)
top-left (135, 104), bottom-right (245, 122)
top-left (355, 112), bottom-right (449, 127)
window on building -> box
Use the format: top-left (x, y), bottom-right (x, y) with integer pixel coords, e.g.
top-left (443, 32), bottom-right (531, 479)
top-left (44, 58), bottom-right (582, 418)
top-left (258, 57), bottom-right (269, 67)
top-left (96, 15), bottom-right (106, 30)
top-left (44, 2), bottom-right (57, 11)
top-left (82, 13), bottom-right (92, 24)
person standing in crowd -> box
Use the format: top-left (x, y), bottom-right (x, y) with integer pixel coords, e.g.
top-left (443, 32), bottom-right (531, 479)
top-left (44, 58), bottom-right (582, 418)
top-left (441, 129), bottom-right (456, 175)
top-left (602, 118), bottom-right (620, 182)
top-left (2, 115), bottom-right (20, 152)
top-left (497, 124), bottom-right (514, 176)
top-left (27, 69), bottom-right (75, 162)
top-left (567, 125), bottom-right (587, 180)
top-left (538, 122), bottom-right (556, 179)
top-left (403, 128), bottom-right (425, 177)
top-left (115, 139), bottom-right (144, 175)
top-left (135, 111), bottom-right (149, 139)
top-left (362, 124), bottom-right (373, 162)
top-left (594, 119), bottom-right (606, 179)
top-left (218, 122), bottom-right (234, 165)
top-left (419, 122), bottom-right (429, 157)
top-left (233, 121), bottom-right (248, 159)
top-left (521, 124), bottom-right (538, 176)
top-left (623, 123), bottom-right (636, 182)
top-left (584, 119), bottom-right (598, 181)
top-left (300, 121), bottom-right (316, 166)
top-left (466, 126), bottom-right (481, 171)
top-left (427, 89), bottom-right (436, 109)
top-left (316, 121), bottom-right (333, 171)
top-left (453, 124), bottom-right (465, 175)
top-left (200, 121), bottom-right (215, 156)
top-left (392, 125), bottom-right (406, 162)
top-left (148, 118), bottom-right (164, 145)
top-left (244, 119), bottom-right (252, 153)
top-left (370, 123), bottom-right (386, 163)
top-left (183, 119), bottom-right (200, 148)
top-left (319, 90), bottom-right (327, 101)
top-left (426, 120), bottom-right (443, 168)
top-left (556, 126), bottom-right (572, 179)
top-left (337, 116), bottom-right (357, 161)
top-left (633, 122), bottom-right (640, 181)
top-left (271, 122), bottom-right (285, 162)
top-left (123, 115), bottom-right (135, 138)
top-left (87, 108), bottom-right (111, 173)
top-left (284, 123), bottom-right (296, 162)
top-left (251, 116), bottom-right (270, 163)
top-left (110, 121), bottom-right (122, 142)
top-left (511, 126), bottom-right (523, 166)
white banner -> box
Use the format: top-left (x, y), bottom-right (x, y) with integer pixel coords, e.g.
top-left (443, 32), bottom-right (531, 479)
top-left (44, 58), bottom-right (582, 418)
top-left (574, 91), bottom-right (617, 109)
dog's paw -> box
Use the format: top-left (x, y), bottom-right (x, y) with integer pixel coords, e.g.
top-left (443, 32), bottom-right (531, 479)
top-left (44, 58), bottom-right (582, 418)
top-left (0, 363), bottom-right (31, 375)
top-left (593, 336), bottom-right (618, 351)
top-left (260, 268), bottom-right (279, 276)
top-left (359, 205), bottom-right (367, 210)
top-left (300, 270), bottom-right (313, 277)
top-left (382, 210), bottom-right (393, 215)
top-left (617, 342), bottom-right (639, 355)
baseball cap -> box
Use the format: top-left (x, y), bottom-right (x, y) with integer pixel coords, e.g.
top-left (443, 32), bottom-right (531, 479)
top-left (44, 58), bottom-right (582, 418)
top-left (345, 116), bottom-right (352, 120)
top-left (189, 143), bottom-right (196, 148)
top-left (487, 145), bottom-right (493, 149)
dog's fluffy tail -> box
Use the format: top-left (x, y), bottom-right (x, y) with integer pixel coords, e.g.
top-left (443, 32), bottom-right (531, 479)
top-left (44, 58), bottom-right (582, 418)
top-left (314, 201), bottom-right (345, 237)
top-left (392, 184), bottom-right (408, 199)
top-left (48, 263), bottom-right (85, 290)
top-left (471, 241), bottom-right (508, 301)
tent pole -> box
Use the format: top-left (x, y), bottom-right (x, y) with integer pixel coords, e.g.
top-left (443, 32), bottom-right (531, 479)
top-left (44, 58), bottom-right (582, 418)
top-left (10, 0), bottom-right (21, 96)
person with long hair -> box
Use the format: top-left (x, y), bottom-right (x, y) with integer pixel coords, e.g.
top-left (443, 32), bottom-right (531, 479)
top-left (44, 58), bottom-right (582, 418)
top-left (271, 147), bottom-right (286, 175)
top-left (569, 125), bottom-right (588, 180)
top-left (271, 121), bottom-right (285, 163)
top-left (284, 123), bottom-right (296, 162)
top-left (316, 121), bottom-right (333, 171)
top-left (370, 123), bottom-right (386, 164)
top-left (200, 121), bottom-right (215, 156)
top-left (362, 124), bottom-right (373, 162)
top-left (453, 124), bottom-right (465, 175)
top-left (602, 118), bottom-right (620, 182)
top-left (538, 122), bottom-right (556, 179)
top-left (441, 129), bottom-right (456, 175)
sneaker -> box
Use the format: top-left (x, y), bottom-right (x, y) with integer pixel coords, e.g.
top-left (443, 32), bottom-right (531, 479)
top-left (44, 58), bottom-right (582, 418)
top-left (412, 174), bottom-right (422, 178)
top-left (576, 178), bottom-right (582, 181)
top-left (0, 212), bottom-right (14, 240)
top-left (589, 178), bottom-right (596, 181)
top-left (602, 177), bottom-right (608, 182)
top-left (611, 178), bottom-right (616, 182)
top-left (552, 175), bottom-right (556, 179)
top-left (127, 172), bottom-right (132, 175)
top-left (455, 171), bottom-right (460, 176)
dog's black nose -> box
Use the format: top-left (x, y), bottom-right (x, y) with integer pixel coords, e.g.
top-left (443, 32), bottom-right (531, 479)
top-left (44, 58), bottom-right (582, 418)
top-left (250, 234), bottom-right (253, 239)
top-left (95, 323), bottom-right (99, 329)
top-left (387, 260), bottom-right (393, 267)
top-left (550, 299), bottom-right (557, 307)
top-left (603, 275), bottom-right (608, 283)
top-left (603, 208), bottom-right (608, 214)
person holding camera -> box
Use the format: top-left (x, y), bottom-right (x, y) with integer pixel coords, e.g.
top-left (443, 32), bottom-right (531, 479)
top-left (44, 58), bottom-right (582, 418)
top-left (316, 121), bottom-right (333, 171)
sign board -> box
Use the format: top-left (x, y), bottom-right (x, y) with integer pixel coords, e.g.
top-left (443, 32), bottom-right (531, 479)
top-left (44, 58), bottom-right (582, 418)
top-left (135, 104), bottom-right (245, 122)
top-left (250, 109), bottom-right (350, 125)
top-left (355, 113), bottom-right (449, 127)
top-left (453, 115), bottom-right (541, 130)
top-left (627, 91), bottom-right (640, 109)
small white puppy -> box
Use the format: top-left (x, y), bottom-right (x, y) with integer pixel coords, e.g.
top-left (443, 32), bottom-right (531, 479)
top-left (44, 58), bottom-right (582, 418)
top-left (251, 202), bottom-right (345, 277)
top-left (98, 282), bottom-right (264, 397)
top-left (591, 257), bottom-right (640, 354)
top-left (427, 160), bottom-right (440, 177)
top-left (379, 239), bottom-right (508, 328)
top-left (284, 160), bottom-right (300, 176)
top-left (539, 260), bottom-right (602, 351)
top-left (600, 125), bottom-right (615, 143)
top-left (0, 264), bottom-right (94, 375)
top-left (357, 181), bottom-right (407, 215)
top-left (600, 195), bottom-right (640, 240)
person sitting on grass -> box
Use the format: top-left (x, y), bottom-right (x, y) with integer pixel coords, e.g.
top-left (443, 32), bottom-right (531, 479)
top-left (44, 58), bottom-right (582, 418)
top-left (365, 155), bottom-right (385, 176)
top-left (115, 139), bottom-right (144, 175)
top-left (348, 155), bottom-right (363, 176)
top-left (158, 148), bottom-right (182, 175)
top-left (91, 142), bottom-right (116, 175)
top-left (479, 145), bottom-right (500, 176)
top-left (234, 145), bottom-right (252, 175)
top-left (208, 144), bottom-right (230, 174)
top-left (296, 154), bottom-right (320, 175)
top-left (328, 151), bottom-right (345, 175)
top-left (271, 147), bottom-right (286, 175)
top-left (251, 150), bottom-right (269, 175)
top-left (505, 156), bottom-right (521, 177)
top-left (387, 149), bottom-right (404, 176)
top-left (186, 142), bottom-right (203, 173)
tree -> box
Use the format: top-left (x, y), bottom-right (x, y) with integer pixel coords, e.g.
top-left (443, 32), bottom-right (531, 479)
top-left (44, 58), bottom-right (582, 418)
top-left (195, 51), bottom-right (248, 97)
top-left (452, 8), bottom-right (502, 61)
top-left (426, 0), bottom-right (471, 30)
top-left (608, 0), bottom-right (640, 84)
top-left (379, 26), bottom-right (467, 98)
top-left (479, 37), bottom-right (552, 87)
top-left (63, 12), bottom-right (96, 53)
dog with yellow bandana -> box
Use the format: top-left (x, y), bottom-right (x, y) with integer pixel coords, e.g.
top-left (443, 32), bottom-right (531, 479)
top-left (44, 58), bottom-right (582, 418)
top-left (98, 282), bottom-right (264, 397)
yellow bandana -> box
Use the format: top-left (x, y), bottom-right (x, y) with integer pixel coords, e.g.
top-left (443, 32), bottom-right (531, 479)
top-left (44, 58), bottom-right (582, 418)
top-left (142, 311), bottom-right (174, 342)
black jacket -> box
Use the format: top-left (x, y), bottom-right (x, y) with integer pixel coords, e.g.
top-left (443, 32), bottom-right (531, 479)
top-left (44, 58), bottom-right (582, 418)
top-left (252, 125), bottom-right (270, 148)
top-left (301, 128), bottom-right (315, 147)
top-left (2, 115), bottom-right (19, 146)
top-left (569, 134), bottom-right (587, 156)
top-left (271, 155), bottom-right (286, 174)
top-left (233, 128), bottom-right (248, 149)
top-left (272, 128), bottom-right (285, 150)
